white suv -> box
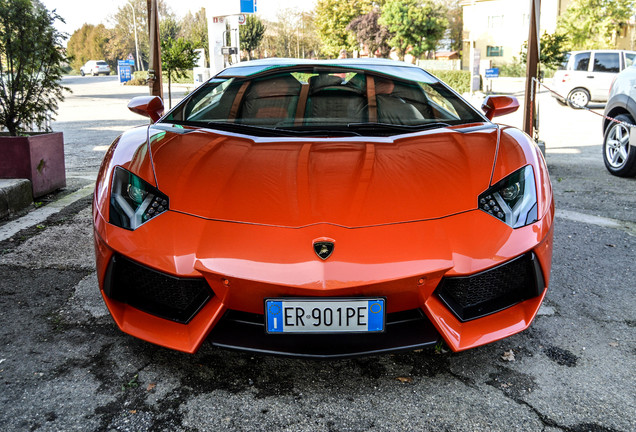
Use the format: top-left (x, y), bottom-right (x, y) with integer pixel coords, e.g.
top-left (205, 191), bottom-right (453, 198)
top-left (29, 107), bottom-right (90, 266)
top-left (552, 50), bottom-right (636, 108)
top-left (80, 60), bottom-right (111, 76)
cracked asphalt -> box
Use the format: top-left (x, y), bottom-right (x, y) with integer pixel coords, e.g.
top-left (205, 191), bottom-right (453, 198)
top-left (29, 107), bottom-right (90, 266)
top-left (0, 76), bottom-right (634, 431)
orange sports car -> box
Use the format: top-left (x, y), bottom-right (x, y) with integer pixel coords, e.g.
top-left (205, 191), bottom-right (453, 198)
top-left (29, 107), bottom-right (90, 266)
top-left (93, 59), bottom-right (554, 358)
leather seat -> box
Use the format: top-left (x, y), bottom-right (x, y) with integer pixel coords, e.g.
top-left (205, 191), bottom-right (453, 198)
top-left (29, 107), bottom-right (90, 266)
top-left (240, 74), bottom-right (301, 125)
top-left (305, 74), bottom-right (367, 123)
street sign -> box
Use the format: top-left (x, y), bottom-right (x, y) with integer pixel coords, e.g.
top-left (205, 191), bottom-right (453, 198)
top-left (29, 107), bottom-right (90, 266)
top-left (485, 68), bottom-right (500, 79)
top-left (117, 60), bottom-right (132, 84)
top-left (238, 14), bottom-right (246, 25)
top-left (240, 0), bottom-right (257, 13)
top-left (212, 0), bottom-right (257, 16)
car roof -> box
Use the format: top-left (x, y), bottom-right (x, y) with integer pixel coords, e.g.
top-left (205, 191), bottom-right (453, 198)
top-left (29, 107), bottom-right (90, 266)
top-left (566, 50), bottom-right (636, 54)
top-left (226, 58), bottom-right (419, 68)
top-left (218, 58), bottom-right (426, 80)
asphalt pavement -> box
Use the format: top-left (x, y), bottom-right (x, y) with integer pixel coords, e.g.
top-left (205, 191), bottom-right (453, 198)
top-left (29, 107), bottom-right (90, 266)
top-left (0, 76), bottom-right (634, 432)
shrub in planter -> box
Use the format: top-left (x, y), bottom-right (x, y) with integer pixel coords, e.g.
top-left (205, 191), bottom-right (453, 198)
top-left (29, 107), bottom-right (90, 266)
top-left (0, 0), bottom-right (68, 197)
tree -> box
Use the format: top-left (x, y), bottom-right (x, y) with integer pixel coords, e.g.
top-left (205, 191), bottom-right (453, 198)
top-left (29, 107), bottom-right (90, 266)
top-left (160, 15), bottom-right (180, 42)
top-left (66, 24), bottom-right (111, 70)
top-left (0, 0), bottom-right (68, 135)
top-left (444, 0), bottom-right (463, 53)
top-left (240, 15), bottom-right (266, 60)
top-left (160, 37), bottom-right (197, 108)
top-left (557, 0), bottom-right (635, 49)
top-left (107, 0), bottom-right (174, 69)
top-left (346, 8), bottom-right (392, 58)
top-left (379, 0), bottom-right (448, 61)
top-left (315, 0), bottom-right (373, 58)
top-left (179, 8), bottom-right (208, 65)
top-left (262, 9), bottom-right (321, 59)
top-left (521, 32), bottom-right (570, 71)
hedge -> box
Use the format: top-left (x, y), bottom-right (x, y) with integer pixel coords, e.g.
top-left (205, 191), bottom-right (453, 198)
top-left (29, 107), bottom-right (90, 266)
top-left (428, 69), bottom-right (471, 94)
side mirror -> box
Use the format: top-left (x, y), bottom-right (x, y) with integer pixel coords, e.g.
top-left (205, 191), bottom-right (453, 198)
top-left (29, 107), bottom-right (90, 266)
top-left (127, 96), bottom-right (164, 123)
top-left (481, 95), bottom-right (519, 120)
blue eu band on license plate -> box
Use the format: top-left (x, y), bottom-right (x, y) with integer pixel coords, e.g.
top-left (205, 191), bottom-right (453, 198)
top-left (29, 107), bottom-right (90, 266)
top-left (265, 298), bottom-right (385, 334)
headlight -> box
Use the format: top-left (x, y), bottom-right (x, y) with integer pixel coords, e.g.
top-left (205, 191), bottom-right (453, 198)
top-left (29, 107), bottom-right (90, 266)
top-left (478, 165), bottom-right (537, 228)
top-left (109, 167), bottom-right (169, 230)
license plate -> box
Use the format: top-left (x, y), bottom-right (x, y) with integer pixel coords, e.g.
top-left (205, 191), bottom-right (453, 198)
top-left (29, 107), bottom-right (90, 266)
top-left (265, 298), bottom-right (385, 334)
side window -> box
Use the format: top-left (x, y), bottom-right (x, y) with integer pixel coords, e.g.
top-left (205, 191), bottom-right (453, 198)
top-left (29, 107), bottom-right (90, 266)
top-left (573, 52), bottom-right (590, 71)
top-left (593, 53), bottom-right (620, 73)
top-left (558, 53), bottom-right (571, 70)
top-left (624, 53), bottom-right (636, 68)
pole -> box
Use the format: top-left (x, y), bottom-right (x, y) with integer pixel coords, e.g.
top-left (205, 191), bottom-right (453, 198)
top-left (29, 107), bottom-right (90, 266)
top-left (523, 0), bottom-right (540, 138)
top-left (128, 2), bottom-right (143, 72)
top-left (147, 0), bottom-right (163, 99)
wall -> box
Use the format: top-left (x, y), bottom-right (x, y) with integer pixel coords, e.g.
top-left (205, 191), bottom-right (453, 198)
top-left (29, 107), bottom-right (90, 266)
top-left (462, 0), bottom-right (561, 65)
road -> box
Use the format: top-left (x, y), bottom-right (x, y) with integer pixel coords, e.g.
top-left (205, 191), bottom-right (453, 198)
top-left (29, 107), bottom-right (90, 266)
top-left (0, 76), bottom-right (634, 432)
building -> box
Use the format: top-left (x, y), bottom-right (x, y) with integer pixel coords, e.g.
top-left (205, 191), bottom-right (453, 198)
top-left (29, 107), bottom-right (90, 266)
top-left (461, 0), bottom-right (636, 70)
top-left (461, 0), bottom-right (570, 68)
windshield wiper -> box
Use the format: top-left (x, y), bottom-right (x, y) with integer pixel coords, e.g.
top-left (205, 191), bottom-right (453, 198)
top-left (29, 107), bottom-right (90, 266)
top-left (162, 120), bottom-right (362, 137)
top-left (345, 122), bottom-right (451, 133)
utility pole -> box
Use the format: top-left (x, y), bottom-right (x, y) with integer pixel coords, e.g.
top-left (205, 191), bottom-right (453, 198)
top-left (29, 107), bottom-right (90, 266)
top-left (128, 2), bottom-right (143, 71)
top-left (523, 0), bottom-right (540, 138)
top-left (147, 0), bottom-right (163, 99)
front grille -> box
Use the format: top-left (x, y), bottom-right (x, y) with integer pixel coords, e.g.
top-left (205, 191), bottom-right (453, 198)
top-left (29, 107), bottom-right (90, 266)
top-left (435, 253), bottom-right (545, 321)
top-left (103, 255), bottom-right (213, 324)
top-left (208, 308), bottom-right (440, 358)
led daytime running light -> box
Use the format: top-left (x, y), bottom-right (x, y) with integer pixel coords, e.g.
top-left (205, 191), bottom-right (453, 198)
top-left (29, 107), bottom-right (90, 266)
top-left (478, 165), bottom-right (538, 228)
top-left (110, 167), bottom-right (169, 230)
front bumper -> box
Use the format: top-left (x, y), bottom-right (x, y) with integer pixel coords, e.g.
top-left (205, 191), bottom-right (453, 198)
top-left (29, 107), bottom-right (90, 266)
top-left (93, 205), bottom-right (554, 357)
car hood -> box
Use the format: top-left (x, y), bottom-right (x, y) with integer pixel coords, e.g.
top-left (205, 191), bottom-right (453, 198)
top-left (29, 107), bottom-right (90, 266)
top-left (147, 125), bottom-right (499, 228)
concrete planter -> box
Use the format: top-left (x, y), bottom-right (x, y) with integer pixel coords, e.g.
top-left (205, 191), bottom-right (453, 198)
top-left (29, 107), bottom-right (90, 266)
top-left (0, 132), bottom-right (66, 198)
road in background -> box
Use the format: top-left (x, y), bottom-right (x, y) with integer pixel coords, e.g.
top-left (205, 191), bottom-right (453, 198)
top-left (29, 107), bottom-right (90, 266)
top-left (57, 75), bottom-right (190, 179)
top-left (0, 76), bottom-right (633, 432)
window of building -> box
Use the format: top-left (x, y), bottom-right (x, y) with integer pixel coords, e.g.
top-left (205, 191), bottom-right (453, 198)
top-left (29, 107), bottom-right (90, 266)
top-left (486, 46), bottom-right (503, 57)
top-left (488, 15), bottom-right (504, 28)
top-left (593, 53), bottom-right (620, 73)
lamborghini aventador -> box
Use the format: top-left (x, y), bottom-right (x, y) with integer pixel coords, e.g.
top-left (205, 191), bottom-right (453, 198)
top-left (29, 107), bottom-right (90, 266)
top-left (93, 59), bottom-right (554, 358)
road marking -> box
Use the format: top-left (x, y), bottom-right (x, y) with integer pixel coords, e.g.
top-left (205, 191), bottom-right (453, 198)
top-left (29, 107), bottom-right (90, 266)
top-left (0, 183), bottom-right (94, 242)
top-left (556, 209), bottom-right (636, 236)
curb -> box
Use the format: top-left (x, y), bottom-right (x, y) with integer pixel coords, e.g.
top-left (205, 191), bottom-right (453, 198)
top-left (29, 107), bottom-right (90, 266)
top-left (0, 182), bottom-right (94, 242)
top-left (0, 179), bottom-right (33, 220)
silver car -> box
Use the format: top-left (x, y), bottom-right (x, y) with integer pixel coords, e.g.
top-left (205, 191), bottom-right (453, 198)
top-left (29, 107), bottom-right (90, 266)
top-left (602, 65), bottom-right (636, 177)
top-left (553, 50), bottom-right (636, 108)
top-left (80, 60), bottom-right (111, 76)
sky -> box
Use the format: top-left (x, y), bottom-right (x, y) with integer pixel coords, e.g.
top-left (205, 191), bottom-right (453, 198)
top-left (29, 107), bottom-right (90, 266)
top-left (41, 0), bottom-right (315, 36)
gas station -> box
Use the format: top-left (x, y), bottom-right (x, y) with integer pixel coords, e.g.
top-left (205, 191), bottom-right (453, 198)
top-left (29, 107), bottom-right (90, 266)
top-left (206, 0), bottom-right (257, 75)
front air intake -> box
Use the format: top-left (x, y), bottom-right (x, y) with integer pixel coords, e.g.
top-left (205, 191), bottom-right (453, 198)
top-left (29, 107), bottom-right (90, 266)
top-left (103, 255), bottom-right (213, 324)
top-left (435, 253), bottom-right (545, 321)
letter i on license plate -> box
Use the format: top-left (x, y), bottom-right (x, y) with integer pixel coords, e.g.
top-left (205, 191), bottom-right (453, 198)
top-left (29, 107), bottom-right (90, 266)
top-left (265, 298), bottom-right (385, 333)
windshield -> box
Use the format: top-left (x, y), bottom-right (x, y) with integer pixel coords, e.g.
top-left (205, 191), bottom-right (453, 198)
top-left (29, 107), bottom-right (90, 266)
top-left (163, 65), bottom-right (485, 136)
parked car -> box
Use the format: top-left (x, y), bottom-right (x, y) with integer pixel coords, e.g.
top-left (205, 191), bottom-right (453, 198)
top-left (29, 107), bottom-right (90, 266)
top-left (93, 59), bottom-right (554, 357)
top-left (80, 60), bottom-right (110, 76)
top-left (602, 65), bottom-right (636, 177)
top-left (552, 49), bottom-right (636, 108)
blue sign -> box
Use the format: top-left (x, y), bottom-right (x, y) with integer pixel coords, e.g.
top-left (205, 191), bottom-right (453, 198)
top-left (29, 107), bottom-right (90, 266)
top-left (240, 0), bottom-right (257, 13)
top-left (118, 60), bottom-right (132, 84)
top-left (485, 68), bottom-right (500, 78)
